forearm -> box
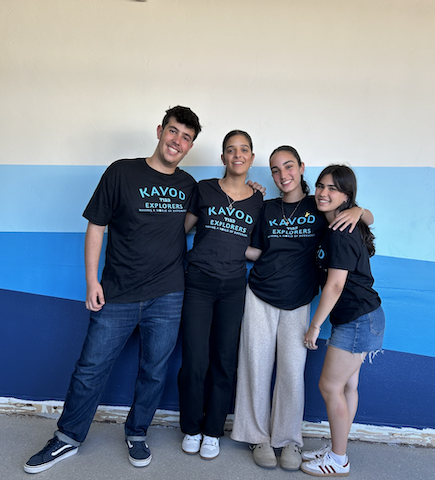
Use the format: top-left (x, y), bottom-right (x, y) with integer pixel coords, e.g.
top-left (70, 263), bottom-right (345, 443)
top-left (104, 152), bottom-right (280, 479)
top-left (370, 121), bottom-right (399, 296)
top-left (305, 269), bottom-right (348, 349)
top-left (185, 212), bottom-right (198, 233)
top-left (360, 208), bottom-right (374, 226)
top-left (310, 268), bottom-right (348, 327)
top-left (245, 246), bottom-right (262, 261)
top-left (85, 223), bottom-right (106, 285)
top-left (311, 283), bottom-right (344, 328)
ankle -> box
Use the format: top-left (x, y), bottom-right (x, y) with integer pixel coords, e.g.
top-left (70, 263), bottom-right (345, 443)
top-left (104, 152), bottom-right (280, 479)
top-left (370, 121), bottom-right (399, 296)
top-left (330, 450), bottom-right (347, 464)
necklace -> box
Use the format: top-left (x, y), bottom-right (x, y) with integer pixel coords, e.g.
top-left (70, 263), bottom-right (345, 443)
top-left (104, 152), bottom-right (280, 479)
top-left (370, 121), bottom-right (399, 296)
top-left (225, 192), bottom-right (236, 209)
top-left (281, 198), bottom-right (303, 226)
top-left (220, 179), bottom-right (243, 209)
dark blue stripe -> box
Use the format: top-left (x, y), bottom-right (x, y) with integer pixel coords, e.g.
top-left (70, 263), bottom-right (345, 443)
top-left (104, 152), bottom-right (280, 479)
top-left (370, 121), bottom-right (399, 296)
top-left (1, 289), bottom-right (433, 429)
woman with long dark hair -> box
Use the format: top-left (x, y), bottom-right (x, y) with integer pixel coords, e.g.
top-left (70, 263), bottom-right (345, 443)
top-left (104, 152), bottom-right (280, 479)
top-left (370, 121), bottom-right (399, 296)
top-left (301, 164), bottom-right (384, 477)
top-left (231, 148), bottom-right (374, 471)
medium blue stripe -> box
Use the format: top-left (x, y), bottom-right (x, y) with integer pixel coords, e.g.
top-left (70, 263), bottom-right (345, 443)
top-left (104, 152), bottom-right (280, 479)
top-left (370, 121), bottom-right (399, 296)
top-left (0, 232), bottom-right (433, 357)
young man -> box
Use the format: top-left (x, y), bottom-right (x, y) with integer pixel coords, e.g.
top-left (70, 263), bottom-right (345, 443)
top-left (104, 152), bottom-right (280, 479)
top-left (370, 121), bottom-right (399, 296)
top-left (24, 106), bottom-right (202, 474)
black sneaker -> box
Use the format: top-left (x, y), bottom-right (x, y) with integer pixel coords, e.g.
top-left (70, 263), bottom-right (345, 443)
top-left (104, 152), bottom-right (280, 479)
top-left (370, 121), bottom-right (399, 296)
top-left (126, 440), bottom-right (152, 467)
top-left (24, 437), bottom-right (78, 473)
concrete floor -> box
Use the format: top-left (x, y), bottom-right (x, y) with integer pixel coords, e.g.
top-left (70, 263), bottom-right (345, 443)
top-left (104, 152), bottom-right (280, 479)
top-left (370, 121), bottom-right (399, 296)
top-left (2, 414), bottom-right (434, 480)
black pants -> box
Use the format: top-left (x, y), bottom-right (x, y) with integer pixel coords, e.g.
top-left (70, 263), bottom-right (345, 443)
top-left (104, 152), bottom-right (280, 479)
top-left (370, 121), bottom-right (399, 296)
top-left (178, 266), bottom-right (246, 437)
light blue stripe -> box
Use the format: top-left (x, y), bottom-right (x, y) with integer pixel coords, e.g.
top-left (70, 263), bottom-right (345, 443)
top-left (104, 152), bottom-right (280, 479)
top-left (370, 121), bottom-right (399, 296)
top-left (0, 165), bottom-right (101, 233)
top-left (1, 165), bottom-right (434, 262)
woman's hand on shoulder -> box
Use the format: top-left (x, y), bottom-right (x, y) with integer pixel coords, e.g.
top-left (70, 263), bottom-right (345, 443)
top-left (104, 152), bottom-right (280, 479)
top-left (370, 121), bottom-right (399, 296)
top-left (329, 207), bottom-right (373, 233)
top-left (247, 180), bottom-right (266, 197)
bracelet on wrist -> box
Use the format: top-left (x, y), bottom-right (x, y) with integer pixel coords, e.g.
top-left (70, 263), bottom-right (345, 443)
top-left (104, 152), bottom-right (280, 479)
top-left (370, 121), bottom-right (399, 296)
top-left (311, 324), bottom-right (321, 330)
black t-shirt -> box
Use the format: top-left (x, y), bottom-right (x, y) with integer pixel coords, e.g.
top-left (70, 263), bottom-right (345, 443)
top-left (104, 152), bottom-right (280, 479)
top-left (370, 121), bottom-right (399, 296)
top-left (83, 158), bottom-right (197, 303)
top-left (248, 196), bottom-right (327, 310)
top-left (317, 226), bottom-right (381, 325)
top-left (186, 179), bottom-right (263, 279)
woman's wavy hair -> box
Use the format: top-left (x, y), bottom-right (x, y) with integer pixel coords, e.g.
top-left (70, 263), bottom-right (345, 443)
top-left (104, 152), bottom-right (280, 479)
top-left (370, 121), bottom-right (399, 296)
top-left (316, 164), bottom-right (375, 257)
top-left (269, 145), bottom-right (310, 195)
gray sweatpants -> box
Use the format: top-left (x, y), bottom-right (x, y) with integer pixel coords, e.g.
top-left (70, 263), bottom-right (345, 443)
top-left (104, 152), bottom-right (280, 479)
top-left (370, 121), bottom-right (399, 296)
top-left (231, 286), bottom-right (309, 448)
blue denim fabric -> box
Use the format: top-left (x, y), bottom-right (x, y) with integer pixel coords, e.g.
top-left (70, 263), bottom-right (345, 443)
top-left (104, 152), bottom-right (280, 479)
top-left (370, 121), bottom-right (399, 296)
top-left (56, 291), bottom-right (183, 444)
top-left (328, 305), bottom-right (385, 355)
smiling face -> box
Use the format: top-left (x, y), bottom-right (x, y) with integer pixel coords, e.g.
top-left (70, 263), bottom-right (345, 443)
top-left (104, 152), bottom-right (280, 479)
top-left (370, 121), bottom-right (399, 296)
top-left (154, 117), bottom-right (195, 173)
top-left (221, 134), bottom-right (255, 177)
top-left (315, 173), bottom-right (349, 219)
top-left (270, 150), bottom-right (305, 200)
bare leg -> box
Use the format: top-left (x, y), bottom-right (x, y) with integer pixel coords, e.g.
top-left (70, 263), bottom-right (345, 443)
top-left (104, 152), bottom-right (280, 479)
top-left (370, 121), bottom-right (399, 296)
top-left (344, 360), bottom-right (365, 433)
top-left (318, 346), bottom-right (364, 456)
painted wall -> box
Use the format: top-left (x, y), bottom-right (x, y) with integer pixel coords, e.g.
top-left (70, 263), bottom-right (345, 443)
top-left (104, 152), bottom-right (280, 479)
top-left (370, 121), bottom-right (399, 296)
top-left (1, 0), bottom-right (434, 430)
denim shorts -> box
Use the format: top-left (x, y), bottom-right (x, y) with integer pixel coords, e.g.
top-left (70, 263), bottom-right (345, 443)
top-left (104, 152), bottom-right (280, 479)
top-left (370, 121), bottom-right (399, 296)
top-left (328, 306), bottom-right (385, 356)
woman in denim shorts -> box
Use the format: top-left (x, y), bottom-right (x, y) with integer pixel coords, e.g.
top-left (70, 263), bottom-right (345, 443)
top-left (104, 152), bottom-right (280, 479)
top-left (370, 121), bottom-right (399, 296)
top-left (301, 165), bottom-right (385, 477)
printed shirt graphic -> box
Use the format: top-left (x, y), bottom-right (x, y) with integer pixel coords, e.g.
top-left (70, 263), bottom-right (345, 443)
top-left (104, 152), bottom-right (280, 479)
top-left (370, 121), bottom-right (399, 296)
top-left (186, 179), bottom-right (263, 279)
top-left (83, 158), bottom-right (196, 303)
top-left (317, 227), bottom-right (381, 325)
top-left (249, 196), bottom-right (327, 310)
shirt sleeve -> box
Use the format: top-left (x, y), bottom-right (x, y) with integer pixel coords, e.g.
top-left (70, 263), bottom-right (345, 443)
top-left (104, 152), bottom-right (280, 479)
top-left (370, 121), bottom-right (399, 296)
top-left (326, 229), bottom-right (358, 272)
top-left (187, 182), bottom-right (200, 216)
top-left (83, 164), bottom-right (116, 226)
top-left (250, 204), bottom-right (266, 250)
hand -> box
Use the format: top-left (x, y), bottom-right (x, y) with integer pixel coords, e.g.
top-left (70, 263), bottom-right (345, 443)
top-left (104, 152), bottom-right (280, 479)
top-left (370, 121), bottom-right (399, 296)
top-left (245, 246), bottom-right (262, 261)
top-left (86, 281), bottom-right (105, 311)
top-left (247, 180), bottom-right (266, 197)
top-left (304, 324), bottom-right (320, 350)
top-left (329, 207), bottom-right (363, 233)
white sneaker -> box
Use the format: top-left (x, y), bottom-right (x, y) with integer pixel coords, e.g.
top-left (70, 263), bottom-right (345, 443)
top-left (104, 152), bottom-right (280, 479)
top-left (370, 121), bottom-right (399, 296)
top-left (182, 434), bottom-right (202, 454)
top-left (200, 435), bottom-right (220, 460)
top-left (301, 444), bottom-right (331, 461)
top-left (300, 452), bottom-right (350, 477)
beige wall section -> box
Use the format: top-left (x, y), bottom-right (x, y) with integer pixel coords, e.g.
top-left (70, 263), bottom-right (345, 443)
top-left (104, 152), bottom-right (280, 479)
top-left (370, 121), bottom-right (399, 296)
top-left (1, 0), bottom-right (434, 167)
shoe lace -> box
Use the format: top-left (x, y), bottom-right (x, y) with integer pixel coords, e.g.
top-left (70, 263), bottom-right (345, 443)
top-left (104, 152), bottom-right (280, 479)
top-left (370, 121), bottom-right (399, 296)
top-left (202, 436), bottom-right (218, 446)
top-left (128, 440), bottom-right (148, 449)
top-left (304, 444), bottom-right (330, 459)
top-left (316, 452), bottom-right (337, 468)
top-left (318, 444), bottom-right (330, 455)
top-left (41, 437), bottom-right (63, 453)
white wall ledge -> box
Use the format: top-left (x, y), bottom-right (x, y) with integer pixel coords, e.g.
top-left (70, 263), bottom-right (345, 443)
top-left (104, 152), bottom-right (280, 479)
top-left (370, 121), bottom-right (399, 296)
top-left (1, 397), bottom-right (433, 448)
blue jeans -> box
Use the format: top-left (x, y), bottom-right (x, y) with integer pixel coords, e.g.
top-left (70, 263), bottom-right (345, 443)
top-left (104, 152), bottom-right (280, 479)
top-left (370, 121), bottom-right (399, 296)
top-left (328, 305), bottom-right (385, 355)
top-left (56, 291), bottom-right (183, 445)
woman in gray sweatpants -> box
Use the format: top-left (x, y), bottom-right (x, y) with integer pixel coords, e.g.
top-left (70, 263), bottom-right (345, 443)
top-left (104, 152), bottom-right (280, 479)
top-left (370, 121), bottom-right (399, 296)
top-left (231, 146), bottom-right (373, 471)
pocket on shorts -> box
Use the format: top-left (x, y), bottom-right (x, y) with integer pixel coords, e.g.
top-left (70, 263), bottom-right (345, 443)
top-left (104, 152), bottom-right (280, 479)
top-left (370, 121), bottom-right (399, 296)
top-left (369, 307), bottom-right (385, 336)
